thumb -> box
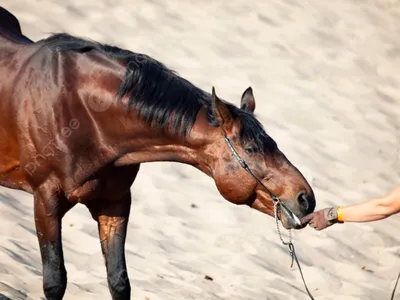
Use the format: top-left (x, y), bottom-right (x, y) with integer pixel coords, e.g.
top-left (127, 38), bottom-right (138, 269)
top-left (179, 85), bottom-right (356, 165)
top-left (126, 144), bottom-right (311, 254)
top-left (300, 213), bottom-right (315, 225)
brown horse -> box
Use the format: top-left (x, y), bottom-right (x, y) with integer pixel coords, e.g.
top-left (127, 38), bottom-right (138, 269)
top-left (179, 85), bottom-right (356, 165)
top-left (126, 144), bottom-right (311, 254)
top-left (0, 7), bottom-right (316, 300)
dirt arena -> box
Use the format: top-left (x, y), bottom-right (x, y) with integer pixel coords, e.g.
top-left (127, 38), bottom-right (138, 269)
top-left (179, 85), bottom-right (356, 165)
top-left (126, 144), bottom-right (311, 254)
top-left (0, 1), bottom-right (399, 299)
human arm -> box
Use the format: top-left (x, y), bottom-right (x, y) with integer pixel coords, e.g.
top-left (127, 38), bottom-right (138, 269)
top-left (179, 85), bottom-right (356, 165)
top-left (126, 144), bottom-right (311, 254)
top-left (301, 184), bottom-right (400, 230)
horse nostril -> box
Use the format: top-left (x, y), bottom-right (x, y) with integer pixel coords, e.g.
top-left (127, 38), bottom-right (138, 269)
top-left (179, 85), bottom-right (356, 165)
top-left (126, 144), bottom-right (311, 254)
top-left (297, 192), bottom-right (310, 211)
top-left (296, 191), bottom-right (316, 214)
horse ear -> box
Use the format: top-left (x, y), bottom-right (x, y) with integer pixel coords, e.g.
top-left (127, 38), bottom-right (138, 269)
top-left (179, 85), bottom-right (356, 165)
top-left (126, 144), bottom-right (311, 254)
top-left (240, 87), bottom-right (256, 113)
top-left (211, 86), bottom-right (232, 126)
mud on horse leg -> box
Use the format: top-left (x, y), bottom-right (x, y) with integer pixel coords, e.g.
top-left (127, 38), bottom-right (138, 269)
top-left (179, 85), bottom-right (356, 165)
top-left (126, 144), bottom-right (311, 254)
top-left (87, 191), bottom-right (132, 300)
top-left (34, 189), bottom-right (74, 300)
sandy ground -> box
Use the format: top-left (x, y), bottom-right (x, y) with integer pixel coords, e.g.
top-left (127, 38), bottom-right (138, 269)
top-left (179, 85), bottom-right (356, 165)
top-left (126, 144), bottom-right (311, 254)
top-left (1, 0), bottom-right (400, 299)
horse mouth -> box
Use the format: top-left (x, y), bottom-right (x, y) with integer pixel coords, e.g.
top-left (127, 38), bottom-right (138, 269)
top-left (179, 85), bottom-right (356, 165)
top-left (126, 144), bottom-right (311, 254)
top-left (250, 194), bottom-right (305, 230)
top-left (278, 204), bottom-right (305, 230)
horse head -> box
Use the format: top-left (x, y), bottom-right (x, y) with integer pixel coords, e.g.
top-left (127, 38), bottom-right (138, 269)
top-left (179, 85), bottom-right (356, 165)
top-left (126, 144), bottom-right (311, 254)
top-left (189, 87), bottom-right (316, 229)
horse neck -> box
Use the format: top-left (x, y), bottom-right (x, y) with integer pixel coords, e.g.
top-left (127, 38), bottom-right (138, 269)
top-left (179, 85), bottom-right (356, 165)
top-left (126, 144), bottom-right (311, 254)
top-left (112, 108), bottom-right (212, 174)
top-left (77, 51), bottom-right (213, 173)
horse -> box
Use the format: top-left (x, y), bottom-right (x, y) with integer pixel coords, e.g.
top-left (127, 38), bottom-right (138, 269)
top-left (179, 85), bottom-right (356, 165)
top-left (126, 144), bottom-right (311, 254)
top-left (0, 7), bottom-right (316, 300)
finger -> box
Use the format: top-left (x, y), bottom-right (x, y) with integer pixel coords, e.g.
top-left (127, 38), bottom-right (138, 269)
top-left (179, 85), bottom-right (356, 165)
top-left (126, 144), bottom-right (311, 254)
top-left (300, 214), bottom-right (315, 224)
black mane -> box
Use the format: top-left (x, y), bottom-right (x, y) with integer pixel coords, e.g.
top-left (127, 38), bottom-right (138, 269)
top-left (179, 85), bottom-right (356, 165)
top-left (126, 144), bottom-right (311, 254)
top-left (38, 33), bottom-right (275, 152)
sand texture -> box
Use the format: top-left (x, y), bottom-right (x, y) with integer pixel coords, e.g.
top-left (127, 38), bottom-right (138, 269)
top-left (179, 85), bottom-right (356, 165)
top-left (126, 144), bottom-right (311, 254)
top-left (0, 1), bottom-right (400, 299)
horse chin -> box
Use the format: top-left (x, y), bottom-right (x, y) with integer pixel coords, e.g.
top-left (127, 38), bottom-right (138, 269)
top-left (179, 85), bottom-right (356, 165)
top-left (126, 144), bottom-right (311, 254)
top-left (280, 212), bottom-right (306, 230)
top-left (279, 212), bottom-right (293, 229)
top-left (250, 197), bottom-right (306, 230)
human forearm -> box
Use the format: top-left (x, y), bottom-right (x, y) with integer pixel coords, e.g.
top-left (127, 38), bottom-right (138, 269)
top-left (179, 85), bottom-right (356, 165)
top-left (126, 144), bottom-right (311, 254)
top-left (301, 184), bottom-right (400, 230)
top-left (341, 197), bottom-right (394, 222)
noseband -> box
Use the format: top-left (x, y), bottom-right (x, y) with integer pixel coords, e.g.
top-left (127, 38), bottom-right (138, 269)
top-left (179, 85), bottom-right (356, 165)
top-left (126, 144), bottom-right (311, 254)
top-left (222, 133), bottom-right (315, 299)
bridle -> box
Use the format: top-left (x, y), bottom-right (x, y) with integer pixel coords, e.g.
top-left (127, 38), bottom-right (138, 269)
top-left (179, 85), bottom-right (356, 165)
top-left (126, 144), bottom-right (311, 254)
top-left (223, 132), bottom-right (400, 300)
top-left (222, 133), bottom-right (315, 299)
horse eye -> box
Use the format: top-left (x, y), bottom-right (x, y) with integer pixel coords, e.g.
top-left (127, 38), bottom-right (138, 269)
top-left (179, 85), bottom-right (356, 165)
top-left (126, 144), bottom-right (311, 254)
top-left (245, 145), bottom-right (259, 154)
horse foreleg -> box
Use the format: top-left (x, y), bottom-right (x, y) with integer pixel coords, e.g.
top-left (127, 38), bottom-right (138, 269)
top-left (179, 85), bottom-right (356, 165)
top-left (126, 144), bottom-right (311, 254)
top-left (87, 191), bottom-right (132, 300)
top-left (34, 190), bottom-right (73, 300)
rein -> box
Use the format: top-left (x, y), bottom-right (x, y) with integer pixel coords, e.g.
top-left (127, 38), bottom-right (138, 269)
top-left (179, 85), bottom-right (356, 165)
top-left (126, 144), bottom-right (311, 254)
top-left (223, 134), bottom-right (315, 299)
top-left (223, 133), bottom-right (400, 299)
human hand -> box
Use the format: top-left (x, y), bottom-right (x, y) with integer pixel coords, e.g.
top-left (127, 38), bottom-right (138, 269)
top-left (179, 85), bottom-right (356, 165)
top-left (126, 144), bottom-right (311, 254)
top-left (300, 207), bottom-right (340, 230)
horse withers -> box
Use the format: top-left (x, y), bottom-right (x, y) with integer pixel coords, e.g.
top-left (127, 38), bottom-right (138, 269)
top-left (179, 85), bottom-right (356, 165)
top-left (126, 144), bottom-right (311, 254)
top-left (0, 7), bottom-right (315, 300)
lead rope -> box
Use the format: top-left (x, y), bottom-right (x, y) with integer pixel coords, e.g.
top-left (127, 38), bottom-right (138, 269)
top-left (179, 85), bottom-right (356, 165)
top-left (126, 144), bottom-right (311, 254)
top-left (273, 203), bottom-right (316, 300)
top-left (273, 198), bottom-right (400, 300)
top-left (222, 134), bottom-right (400, 299)
top-left (223, 133), bottom-right (400, 298)
top-left (222, 134), bottom-right (316, 299)
top-left (391, 272), bottom-right (400, 300)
